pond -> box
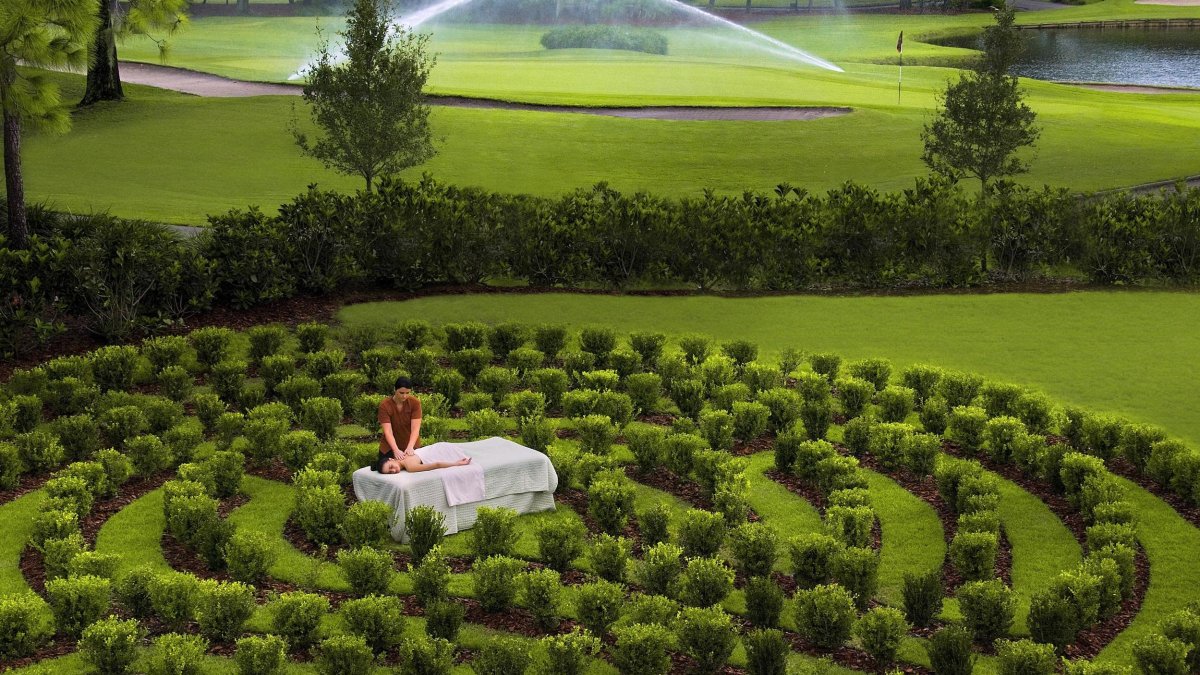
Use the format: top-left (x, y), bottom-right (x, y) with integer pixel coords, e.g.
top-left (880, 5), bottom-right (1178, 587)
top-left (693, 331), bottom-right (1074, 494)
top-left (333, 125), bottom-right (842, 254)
top-left (935, 28), bottom-right (1200, 89)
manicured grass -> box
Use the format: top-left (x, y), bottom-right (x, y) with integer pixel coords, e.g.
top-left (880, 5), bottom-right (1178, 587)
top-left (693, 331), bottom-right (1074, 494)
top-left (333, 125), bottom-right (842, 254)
top-left (991, 471), bottom-right (1082, 634)
top-left (21, 0), bottom-right (1200, 222)
top-left (340, 292), bottom-right (1200, 447)
top-left (94, 488), bottom-right (171, 574)
top-left (1097, 476), bottom-right (1200, 667)
top-left (860, 470), bottom-right (945, 607)
top-left (0, 491), bottom-right (47, 595)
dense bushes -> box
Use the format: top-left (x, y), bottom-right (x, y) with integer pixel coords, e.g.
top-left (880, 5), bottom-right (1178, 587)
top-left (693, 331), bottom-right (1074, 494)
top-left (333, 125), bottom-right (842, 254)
top-left (541, 25), bottom-right (668, 54)
top-left (10, 179), bottom-right (1200, 359)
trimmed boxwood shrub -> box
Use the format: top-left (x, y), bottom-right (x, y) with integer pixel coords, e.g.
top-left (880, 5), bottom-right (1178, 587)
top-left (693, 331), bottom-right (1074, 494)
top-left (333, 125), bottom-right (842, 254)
top-left (272, 591), bottom-right (329, 648)
top-left (900, 364), bottom-right (943, 407)
top-left (316, 635), bottom-right (373, 675)
top-left (744, 576), bottom-right (785, 628)
top-left (1027, 588), bottom-right (1080, 650)
top-left (744, 628), bottom-right (789, 675)
top-left (729, 521), bottom-right (778, 578)
top-left (225, 529), bottom-right (276, 584)
top-left (800, 398), bottom-right (834, 440)
top-left (788, 532), bottom-right (844, 589)
top-left (794, 584), bottom-right (857, 649)
top-left (79, 616), bottom-right (142, 674)
top-left (1132, 634), bottom-right (1191, 675)
top-left (957, 579), bottom-right (1016, 642)
top-left (574, 579), bottom-right (624, 635)
top-left (949, 406), bottom-right (988, 454)
top-left (833, 546), bottom-right (880, 609)
top-left (45, 574), bottom-right (110, 637)
top-left (854, 606), bottom-right (910, 666)
top-left (295, 483), bottom-right (346, 546)
top-left (337, 546), bottom-right (395, 597)
top-left (0, 593), bottom-right (52, 659)
top-left (410, 545), bottom-right (451, 608)
top-left (926, 623), bottom-right (976, 675)
top-left (938, 371), bottom-right (984, 409)
top-left (678, 508), bottom-right (726, 558)
top-left (877, 386), bottom-right (916, 423)
top-left (518, 568), bottom-right (562, 631)
top-left (638, 503), bottom-right (672, 547)
top-left (340, 594), bottom-right (403, 655)
top-left (677, 556), bottom-right (735, 608)
top-left (588, 472), bottom-right (636, 535)
top-left (402, 504), bottom-right (446, 563)
top-left (472, 506), bottom-right (519, 558)
top-left (234, 634), bottom-right (287, 675)
top-left (145, 633), bottom-right (208, 675)
top-left (542, 628), bottom-right (601, 675)
top-left (466, 408), bottom-right (505, 440)
top-left (902, 567), bottom-right (944, 627)
top-left (197, 580), bottom-right (255, 641)
top-left (588, 534), bottom-right (632, 582)
top-left (638, 543), bottom-right (684, 596)
top-left (300, 397), bottom-right (343, 441)
top-left (473, 555), bottom-right (524, 612)
top-left (675, 605), bottom-right (737, 673)
top-left (951, 531), bottom-right (999, 582)
top-left (148, 572), bottom-right (201, 631)
top-left (342, 500), bottom-right (392, 550)
top-left (16, 430), bottom-right (64, 474)
top-left (126, 434), bottom-right (172, 476)
top-left (474, 636), bottom-right (533, 675)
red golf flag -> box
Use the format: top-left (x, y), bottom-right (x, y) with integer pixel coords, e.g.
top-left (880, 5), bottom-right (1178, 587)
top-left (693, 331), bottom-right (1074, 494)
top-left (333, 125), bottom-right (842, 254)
top-left (897, 31), bottom-right (904, 53)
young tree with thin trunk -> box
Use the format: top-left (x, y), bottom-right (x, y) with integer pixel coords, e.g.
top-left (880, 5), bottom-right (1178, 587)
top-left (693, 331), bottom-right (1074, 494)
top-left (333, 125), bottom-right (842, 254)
top-left (1, 0), bottom-right (98, 248)
top-left (80, 0), bottom-right (188, 106)
top-left (292, 0), bottom-right (437, 193)
top-left (921, 6), bottom-right (1038, 195)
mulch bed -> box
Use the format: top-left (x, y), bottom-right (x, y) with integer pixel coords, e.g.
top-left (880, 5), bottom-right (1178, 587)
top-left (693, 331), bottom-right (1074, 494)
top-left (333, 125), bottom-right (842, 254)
top-left (783, 628), bottom-right (932, 675)
top-left (625, 466), bottom-right (715, 511)
top-left (939, 441), bottom-right (1151, 658)
top-left (1108, 457), bottom-right (1200, 530)
top-left (390, 550), bottom-right (474, 574)
top-left (0, 637), bottom-right (78, 671)
top-left (554, 488), bottom-right (644, 546)
top-left (764, 468), bottom-right (827, 512)
top-left (731, 433), bottom-right (775, 457)
top-left (20, 545), bottom-right (47, 595)
top-left (0, 473), bottom-right (54, 508)
top-left (245, 459), bottom-right (293, 483)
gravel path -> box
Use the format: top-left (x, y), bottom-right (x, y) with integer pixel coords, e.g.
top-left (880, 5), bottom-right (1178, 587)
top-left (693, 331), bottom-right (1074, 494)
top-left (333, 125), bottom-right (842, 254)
top-left (117, 61), bottom-right (850, 121)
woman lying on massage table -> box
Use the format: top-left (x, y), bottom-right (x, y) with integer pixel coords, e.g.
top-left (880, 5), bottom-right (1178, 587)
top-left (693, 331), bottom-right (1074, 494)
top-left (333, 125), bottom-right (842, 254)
top-left (373, 375), bottom-right (471, 474)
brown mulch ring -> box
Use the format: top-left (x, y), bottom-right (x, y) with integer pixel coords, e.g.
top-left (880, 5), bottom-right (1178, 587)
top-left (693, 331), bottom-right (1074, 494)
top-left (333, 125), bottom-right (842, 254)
top-left (783, 629), bottom-right (932, 675)
top-left (0, 637), bottom-right (78, 671)
top-left (460, 598), bottom-right (573, 638)
top-left (764, 468), bottom-right (827, 512)
top-left (283, 515), bottom-right (344, 560)
top-left (731, 434), bottom-right (775, 457)
top-left (637, 413), bottom-right (677, 427)
top-left (554, 427), bottom-right (580, 440)
top-left (624, 466), bottom-right (715, 511)
top-left (1108, 457), bottom-right (1200, 530)
top-left (391, 550), bottom-right (474, 574)
top-left (0, 473), bottom-right (54, 508)
top-left (20, 545), bottom-right (47, 595)
top-left (554, 488), bottom-right (644, 545)
top-left (939, 441), bottom-right (1151, 657)
top-left (245, 459), bottom-right (293, 483)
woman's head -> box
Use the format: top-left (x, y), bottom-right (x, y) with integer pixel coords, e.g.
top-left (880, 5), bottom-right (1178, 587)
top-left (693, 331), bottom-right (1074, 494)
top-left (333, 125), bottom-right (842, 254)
top-left (381, 458), bottom-right (402, 474)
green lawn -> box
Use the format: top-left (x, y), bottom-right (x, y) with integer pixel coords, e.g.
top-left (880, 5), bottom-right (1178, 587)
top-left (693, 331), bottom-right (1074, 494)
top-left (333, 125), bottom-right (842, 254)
top-left (339, 291), bottom-right (1200, 447)
top-left (18, 0), bottom-right (1200, 223)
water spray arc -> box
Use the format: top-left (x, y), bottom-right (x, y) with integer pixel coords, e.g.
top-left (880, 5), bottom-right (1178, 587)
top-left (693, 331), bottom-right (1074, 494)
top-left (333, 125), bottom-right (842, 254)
top-left (289, 0), bottom-right (842, 81)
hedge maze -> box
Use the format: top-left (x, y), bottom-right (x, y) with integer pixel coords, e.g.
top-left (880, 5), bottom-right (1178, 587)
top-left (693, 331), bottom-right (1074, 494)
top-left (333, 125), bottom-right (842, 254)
top-left (2, 320), bottom-right (1199, 674)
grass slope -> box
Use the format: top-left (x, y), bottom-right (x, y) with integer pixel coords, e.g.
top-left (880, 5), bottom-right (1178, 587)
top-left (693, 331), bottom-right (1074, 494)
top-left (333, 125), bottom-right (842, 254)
top-left (340, 291), bottom-right (1200, 447)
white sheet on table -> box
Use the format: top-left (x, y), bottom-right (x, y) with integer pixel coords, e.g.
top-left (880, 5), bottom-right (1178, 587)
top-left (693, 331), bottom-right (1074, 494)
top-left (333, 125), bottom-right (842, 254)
top-left (351, 437), bottom-right (558, 542)
top-left (414, 443), bottom-right (484, 505)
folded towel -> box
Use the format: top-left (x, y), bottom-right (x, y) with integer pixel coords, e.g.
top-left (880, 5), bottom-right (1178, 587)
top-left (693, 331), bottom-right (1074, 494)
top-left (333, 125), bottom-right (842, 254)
top-left (415, 443), bottom-right (486, 506)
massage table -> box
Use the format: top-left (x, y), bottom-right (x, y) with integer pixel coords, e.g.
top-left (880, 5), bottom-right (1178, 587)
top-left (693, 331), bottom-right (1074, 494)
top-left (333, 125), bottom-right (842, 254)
top-left (350, 437), bottom-right (559, 543)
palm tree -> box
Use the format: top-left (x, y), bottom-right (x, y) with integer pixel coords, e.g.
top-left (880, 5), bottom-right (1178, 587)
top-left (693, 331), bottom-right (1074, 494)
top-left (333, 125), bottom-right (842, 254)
top-left (1, 0), bottom-right (98, 247)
